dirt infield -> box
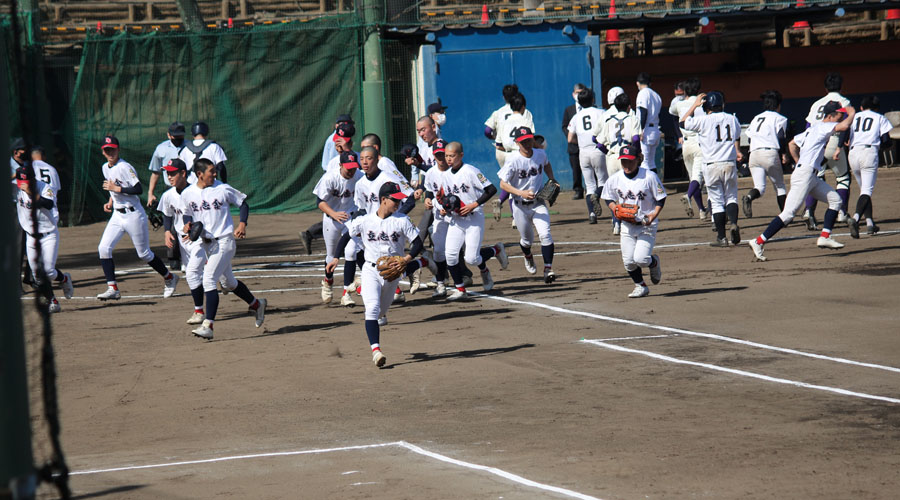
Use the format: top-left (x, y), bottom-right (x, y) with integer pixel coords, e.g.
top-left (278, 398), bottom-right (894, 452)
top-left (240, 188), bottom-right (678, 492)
top-left (27, 169), bottom-right (900, 499)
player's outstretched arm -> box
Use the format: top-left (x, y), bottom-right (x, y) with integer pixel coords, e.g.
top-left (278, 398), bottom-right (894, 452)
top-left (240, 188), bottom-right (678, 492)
top-left (833, 106), bottom-right (856, 133)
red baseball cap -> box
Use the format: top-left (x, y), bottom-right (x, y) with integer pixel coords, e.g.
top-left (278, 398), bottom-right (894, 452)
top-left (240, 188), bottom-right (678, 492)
top-left (162, 158), bottom-right (187, 172)
top-left (340, 151), bottom-right (360, 169)
top-left (512, 126), bottom-right (534, 143)
top-left (101, 135), bottom-right (119, 150)
top-left (619, 144), bottom-right (639, 160)
top-left (379, 182), bottom-right (407, 201)
top-left (432, 139), bottom-right (448, 154)
top-left (14, 166), bottom-right (29, 189)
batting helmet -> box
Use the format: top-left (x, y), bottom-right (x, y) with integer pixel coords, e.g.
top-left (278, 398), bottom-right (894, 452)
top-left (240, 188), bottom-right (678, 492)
top-left (191, 121), bottom-right (210, 137)
top-left (703, 91), bottom-right (725, 112)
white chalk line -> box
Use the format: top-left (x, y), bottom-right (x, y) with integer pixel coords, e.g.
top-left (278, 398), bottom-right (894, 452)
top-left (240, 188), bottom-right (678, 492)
top-left (594, 334), bottom-right (679, 342)
top-left (70, 441), bottom-right (601, 500)
top-left (21, 286), bottom-right (321, 301)
top-left (583, 339), bottom-right (900, 405)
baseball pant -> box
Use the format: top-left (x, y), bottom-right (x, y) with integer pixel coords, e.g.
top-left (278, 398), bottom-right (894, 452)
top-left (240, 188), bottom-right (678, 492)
top-left (683, 139), bottom-right (704, 184)
top-left (749, 149), bottom-right (786, 197)
top-left (445, 212), bottom-right (485, 267)
top-left (778, 165), bottom-right (841, 224)
top-left (511, 200), bottom-right (553, 248)
top-left (495, 148), bottom-right (509, 169)
top-left (824, 134), bottom-right (850, 180)
top-left (98, 208), bottom-right (155, 262)
top-left (605, 151), bottom-right (623, 177)
top-left (322, 214), bottom-right (358, 262)
top-left (620, 221), bottom-right (658, 272)
top-left (362, 262), bottom-right (398, 321)
top-left (24, 228), bottom-right (59, 283)
top-left (702, 161), bottom-right (739, 214)
top-left (569, 150), bottom-right (583, 192)
top-left (849, 146), bottom-right (878, 197)
top-left (640, 127), bottom-right (661, 171)
top-left (201, 235), bottom-right (238, 292)
top-left (430, 217), bottom-right (450, 262)
top-left (182, 236), bottom-right (207, 290)
top-left (578, 147), bottom-right (608, 195)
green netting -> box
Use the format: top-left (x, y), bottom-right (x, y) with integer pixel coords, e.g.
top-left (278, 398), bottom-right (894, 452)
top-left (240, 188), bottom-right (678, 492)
top-left (68, 18), bottom-right (364, 225)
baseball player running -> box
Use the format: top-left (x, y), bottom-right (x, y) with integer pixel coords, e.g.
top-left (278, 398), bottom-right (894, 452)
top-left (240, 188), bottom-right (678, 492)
top-left (14, 166), bottom-right (74, 312)
top-left (567, 89), bottom-right (607, 224)
top-left (322, 114), bottom-right (354, 171)
top-left (326, 182), bottom-right (435, 368)
top-left (846, 96), bottom-right (893, 238)
top-left (602, 144), bottom-right (665, 298)
top-left (179, 121), bottom-right (228, 183)
top-left (29, 146), bottom-right (61, 193)
top-left (147, 122), bottom-right (186, 206)
top-left (486, 84), bottom-right (535, 168)
top-left (748, 102), bottom-right (855, 261)
top-left (594, 92), bottom-right (642, 235)
top-left (96, 136), bottom-right (179, 300)
top-left (158, 158), bottom-right (209, 324)
top-left (314, 151), bottom-right (363, 304)
top-left (742, 90), bottom-right (789, 218)
top-left (418, 139), bottom-right (453, 297)
top-left (636, 72), bottom-right (663, 173)
top-left (680, 92), bottom-right (743, 247)
top-left (414, 115), bottom-right (442, 187)
top-left (803, 72), bottom-right (852, 229)
top-left (181, 158), bottom-right (266, 339)
top-left (670, 78), bottom-right (708, 220)
top-left (499, 126), bottom-right (557, 283)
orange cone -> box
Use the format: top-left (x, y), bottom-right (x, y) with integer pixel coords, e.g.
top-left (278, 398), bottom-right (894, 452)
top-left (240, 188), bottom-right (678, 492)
top-left (888, 9), bottom-right (900, 20)
top-left (607, 0), bottom-right (620, 44)
top-left (481, 4), bottom-right (489, 24)
top-left (793, 0), bottom-right (810, 29)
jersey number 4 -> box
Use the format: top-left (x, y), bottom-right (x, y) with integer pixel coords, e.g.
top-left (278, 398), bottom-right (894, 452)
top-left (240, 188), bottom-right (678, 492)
top-left (714, 124), bottom-right (733, 142)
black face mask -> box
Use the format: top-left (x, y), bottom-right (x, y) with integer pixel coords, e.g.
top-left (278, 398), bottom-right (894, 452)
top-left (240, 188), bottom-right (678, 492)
top-left (171, 138), bottom-right (184, 147)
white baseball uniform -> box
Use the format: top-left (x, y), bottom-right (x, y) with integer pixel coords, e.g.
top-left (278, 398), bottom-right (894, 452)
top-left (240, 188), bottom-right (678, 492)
top-left (414, 129), bottom-right (441, 184)
top-left (345, 213), bottom-right (420, 321)
top-left (180, 181), bottom-right (246, 292)
top-left (806, 92), bottom-right (852, 183)
top-left (444, 163), bottom-right (492, 267)
top-left (422, 165), bottom-right (451, 262)
top-left (595, 110), bottom-right (641, 176)
top-left (636, 86), bottom-right (662, 171)
top-left (355, 163), bottom-right (414, 216)
top-left (486, 104), bottom-right (535, 167)
top-left (777, 121), bottom-right (842, 224)
top-left (848, 109), bottom-right (892, 197)
top-left (499, 113), bottom-right (534, 154)
top-left (568, 106), bottom-right (608, 195)
top-left (321, 133), bottom-right (338, 171)
top-left (31, 160), bottom-right (61, 193)
top-left (180, 140), bottom-right (228, 184)
top-left (98, 159), bottom-right (155, 262)
top-left (313, 166), bottom-right (363, 262)
top-left (17, 180), bottom-right (60, 282)
top-left (683, 112), bottom-right (742, 214)
top-left (746, 110), bottom-right (788, 197)
top-left (673, 96), bottom-right (705, 184)
top-left (159, 184), bottom-right (206, 289)
top-left (499, 149), bottom-right (554, 248)
top-left (603, 168), bottom-right (667, 272)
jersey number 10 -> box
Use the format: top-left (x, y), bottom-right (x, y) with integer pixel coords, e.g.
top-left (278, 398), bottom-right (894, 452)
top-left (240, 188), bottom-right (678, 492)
top-left (854, 116), bottom-right (874, 132)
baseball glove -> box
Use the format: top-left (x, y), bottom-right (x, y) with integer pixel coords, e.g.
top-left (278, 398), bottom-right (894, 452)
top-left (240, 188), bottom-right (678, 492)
top-left (534, 179), bottom-right (561, 206)
top-left (188, 221), bottom-right (205, 242)
top-left (613, 203), bottom-right (640, 224)
top-left (148, 208), bottom-right (164, 231)
top-left (376, 255), bottom-right (407, 281)
top-left (441, 194), bottom-right (462, 214)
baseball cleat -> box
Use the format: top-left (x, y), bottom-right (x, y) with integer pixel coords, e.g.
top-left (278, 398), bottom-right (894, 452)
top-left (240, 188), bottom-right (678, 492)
top-left (481, 268), bottom-right (494, 291)
top-left (523, 256), bottom-right (537, 274)
top-left (492, 199), bottom-right (502, 221)
top-left (353, 274), bottom-right (362, 294)
top-left (432, 282), bottom-right (447, 298)
top-left (299, 230), bottom-right (312, 255)
top-left (378, 316), bottom-right (388, 327)
top-left (543, 268), bottom-right (556, 284)
top-left (495, 243), bottom-right (509, 270)
top-left (372, 349), bottom-right (386, 368)
top-left (253, 298), bottom-right (267, 328)
top-left (749, 239), bottom-right (767, 261)
top-left (710, 238), bottom-right (729, 248)
top-left (511, 218), bottom-right (517, 229)
top-left (410, 268), bottom-right (422, 295)
top-left (698, 209), bottom-right (708, 222)
top-left (588, 213), bottom-right (597, 224)
top-left (321, 279), bottom-right (333, 303)
top-left (462, 274), bottom-right (474, 288)
top-left (612, 222), bottom-right (621, 235)
top-left (48, 298), bottom-right (61, 313)
top-left (591, 194), bottom-right (603, 217)
top-left (447, 288), bottom-right (468, 301)
top-left (741, 195), bottom-right (753, 218)
top-left (628, 283), bottom-right (650, 298)
top-left (867, 224), bottom-right (880, 236)
top-left (847, 217), bottom-right (860, 239)
top-left (61, 273), bottom-right (74, 299)
top-left (801, 209), bottom-right (810, 221)
top-left (649, 255), bottom-right (661, 284)
top-left (393, 290), bottom-right (406, 303)
top-left (186, 312), bottom-right (206, 324)
top-left (729, 223), bottom-right (741, 246)
top-left (681, 194), bottom-right (694, 218)
top-left (817, 236), bottom-right (844, 249)
top-left (163, 273), bottom-right (179, 298)
top-left (837, 211), bottom-right (848, 223)
top-left (97, 286), bottom-right (121, 301)
top-left (340, 292), bottom-right (356, 307)
top-left (806, 215), bottom-right (818, 231)
top-left (192, 320), bottom-right (214, 340)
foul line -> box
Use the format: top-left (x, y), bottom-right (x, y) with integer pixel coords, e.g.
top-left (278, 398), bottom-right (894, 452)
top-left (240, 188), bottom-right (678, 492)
top-left (468, 293), bottom-right (900, 376)
top-left (583, 340), bottom-right (900, 405)
top-left (70, 441), bottom-right (601, 500)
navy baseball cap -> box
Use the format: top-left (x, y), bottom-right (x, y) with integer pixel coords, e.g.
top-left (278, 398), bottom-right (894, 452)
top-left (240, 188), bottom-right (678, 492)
top-left (400, 143), bottom-right (419, 159)
top-left (822, 101), bottom-right (846, 116)
top-left (168, 121), bottom-right (186, 136)
top-left (10, 137), bottom-right (26, 151)
top-left (432, 139), bottom-right (448, 153)
top-left (101, 135), bottom-right (119, 149)
top-left (619, 144), bottom-right (639, 160)
top-left (336, 114), bottom-right (354, 125)
top-left (162, 158), bottom-right (187, 172)
top-left (512, 126), bottom-right (534, 142)
top-left (340, 151), bottom-right (360, 169)
top-left (427, 102), bottom-right (447, 114)
top-left (334, 122), bottom-right (356, 141)
top-left (379, 181), bottom-right (407, 201)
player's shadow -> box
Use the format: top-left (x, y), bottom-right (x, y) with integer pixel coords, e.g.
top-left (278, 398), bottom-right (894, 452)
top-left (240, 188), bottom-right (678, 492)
top-left (419, 307), bottom-right (515, 322)
top-left (216, 320), bottom-right (353, 341)
top-left (73, 300), bottom-right (157, 312)
top-left (72, 485), bottom-right (146, 499)
top-left (657, 286), bottom-right (747, 297)
top-left (775, 244), bottom-right (900, 262)
top-left (385, 343), bottom-right (535, 368)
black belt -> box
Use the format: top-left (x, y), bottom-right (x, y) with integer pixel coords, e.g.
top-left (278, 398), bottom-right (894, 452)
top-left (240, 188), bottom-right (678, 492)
top-left (115, 206), bottom-right (136, 214)
top-left (515, 199), bottom-right (535, 206)
top-left (754, 147), bottom-right (779, 151)
top-left (26, 231), bottom-right (44, 238)
top-left (647, 123), bottom-right (657, 127)
top-left (851, 144), bottom-right (875, 149)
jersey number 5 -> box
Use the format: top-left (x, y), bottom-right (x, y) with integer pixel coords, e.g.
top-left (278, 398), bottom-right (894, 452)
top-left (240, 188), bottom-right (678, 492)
top-left (39, 168), bottom-right (51, 184)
